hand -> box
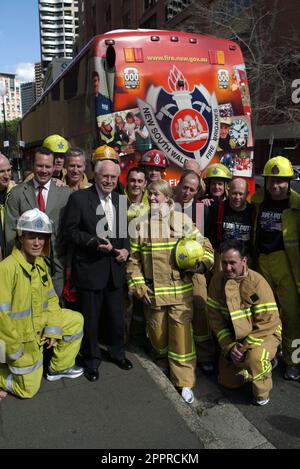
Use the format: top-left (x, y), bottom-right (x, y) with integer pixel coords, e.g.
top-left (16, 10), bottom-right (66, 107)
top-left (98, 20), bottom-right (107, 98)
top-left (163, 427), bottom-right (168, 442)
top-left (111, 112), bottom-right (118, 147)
top-left (143, 289), bottom-right (153, 305)
top-left (114, 248), bottom-right (129, 263)
top-left (97, 239), bottom-right (113, 253)
top-left (230, 343), bottom-right (245, 365)
top-left (201, 198), bottom-right (214, 207)
top-left (45, 338), bottom-right (58, 349)
top-left (187, 261), bottom-right (206, 274)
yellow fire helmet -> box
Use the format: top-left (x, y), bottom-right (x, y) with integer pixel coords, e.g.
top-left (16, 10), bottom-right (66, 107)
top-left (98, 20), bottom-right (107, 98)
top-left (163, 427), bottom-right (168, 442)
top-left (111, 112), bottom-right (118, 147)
top-left (175, 239), bottom-right (204, 271)
top-left (263, 155), bottom-right (294, 178)
top-left (43, 134), bottom-right (70, 153)
top-left (204, 163), bottom-right (232, 180)
top-left (220, 117), bottom-right (233, 126)
top-left (92, 145), bottom-right (120, 163)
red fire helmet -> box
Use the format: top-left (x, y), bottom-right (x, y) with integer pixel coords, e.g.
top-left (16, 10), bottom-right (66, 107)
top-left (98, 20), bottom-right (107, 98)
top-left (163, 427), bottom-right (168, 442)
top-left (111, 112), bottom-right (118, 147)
top-left (140, 150), bottom-right (169, 168)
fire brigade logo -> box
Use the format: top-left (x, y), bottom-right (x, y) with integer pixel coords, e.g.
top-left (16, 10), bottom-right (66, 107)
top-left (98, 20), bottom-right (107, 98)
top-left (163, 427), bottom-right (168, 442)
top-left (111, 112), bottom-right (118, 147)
top-left (137, 66), bottom-right (219, 170)
top-left (171, 109), bottom-right (209, 152)
top-left (217, 69), bottom-right (230, 89)
top-left (123, 67), bottom-right (140, 89)
top-left (271, 165), bottom-right (280, 175)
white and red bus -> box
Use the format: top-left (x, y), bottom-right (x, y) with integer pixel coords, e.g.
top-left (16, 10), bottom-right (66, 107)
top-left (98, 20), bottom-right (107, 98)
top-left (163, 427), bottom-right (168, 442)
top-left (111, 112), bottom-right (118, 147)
top-left (20, 29), bottom-right (253, 189)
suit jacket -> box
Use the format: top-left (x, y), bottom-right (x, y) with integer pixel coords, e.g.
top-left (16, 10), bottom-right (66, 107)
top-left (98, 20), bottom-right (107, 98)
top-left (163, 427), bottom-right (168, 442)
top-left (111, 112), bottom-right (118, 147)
top-left (5, 179), bottom-right (71, 273)
top-left (63, 185), bottom-right (129, 290)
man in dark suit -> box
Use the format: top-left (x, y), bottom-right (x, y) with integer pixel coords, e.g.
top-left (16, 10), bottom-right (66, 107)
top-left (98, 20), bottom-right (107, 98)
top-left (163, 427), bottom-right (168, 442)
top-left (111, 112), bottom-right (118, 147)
top-left (63, 159), bottom-right (132, 382)
top-left (5, 147), bottom-right (71, 298)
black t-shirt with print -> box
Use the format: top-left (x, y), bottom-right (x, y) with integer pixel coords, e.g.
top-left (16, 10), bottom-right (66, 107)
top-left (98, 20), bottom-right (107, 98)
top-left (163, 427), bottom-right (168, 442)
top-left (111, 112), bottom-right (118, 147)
top-left (208, 200), bottom-right (254, 253)
top-left (257, 197), bottom-right (289, 254)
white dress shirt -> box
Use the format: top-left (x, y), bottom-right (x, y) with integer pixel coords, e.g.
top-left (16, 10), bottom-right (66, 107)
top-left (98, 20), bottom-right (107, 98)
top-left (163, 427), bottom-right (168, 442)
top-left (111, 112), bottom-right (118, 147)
top-left (33, 179), bottom-right (51, 208)
top-left (95, 186), bottom-right (114, 231)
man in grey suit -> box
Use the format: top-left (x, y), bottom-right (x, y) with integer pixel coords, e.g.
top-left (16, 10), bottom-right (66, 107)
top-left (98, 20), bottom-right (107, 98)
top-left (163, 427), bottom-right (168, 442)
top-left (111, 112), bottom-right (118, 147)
top-left (5, 147), bottom-right (71, 298)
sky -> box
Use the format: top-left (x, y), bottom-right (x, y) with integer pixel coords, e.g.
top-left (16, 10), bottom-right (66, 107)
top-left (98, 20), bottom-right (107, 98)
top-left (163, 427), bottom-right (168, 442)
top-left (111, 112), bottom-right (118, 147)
top-left (0, 0), bottom-right (40, 82)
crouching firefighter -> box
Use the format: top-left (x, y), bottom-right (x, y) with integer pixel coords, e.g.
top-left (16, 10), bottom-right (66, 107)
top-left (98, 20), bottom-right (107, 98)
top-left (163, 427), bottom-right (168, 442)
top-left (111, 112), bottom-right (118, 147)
top-left (207, 240), bottom-right (282, 406)
top-left (0, 209), bottom-right (84, 400)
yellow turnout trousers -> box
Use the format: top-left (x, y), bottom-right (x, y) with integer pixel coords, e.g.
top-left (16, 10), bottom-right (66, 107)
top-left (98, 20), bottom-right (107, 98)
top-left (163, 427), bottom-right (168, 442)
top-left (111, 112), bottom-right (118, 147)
top-left (144, 298), bottom-right (196, 387)
top-left (258, 250), bottom-right (300, 365)
top-left (192, 273), bottom-right (215, 363)
top-left (0, 309), bottom-right (83, 399)
top-left (218, 334), bottom-right (280, 400)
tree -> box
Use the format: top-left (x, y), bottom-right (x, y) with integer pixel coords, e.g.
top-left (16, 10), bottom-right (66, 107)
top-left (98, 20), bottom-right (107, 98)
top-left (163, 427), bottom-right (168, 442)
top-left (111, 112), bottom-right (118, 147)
top-left (0, 118), bottom-right (21, 157)
top-left (183, 0), bottom-right (300, 131)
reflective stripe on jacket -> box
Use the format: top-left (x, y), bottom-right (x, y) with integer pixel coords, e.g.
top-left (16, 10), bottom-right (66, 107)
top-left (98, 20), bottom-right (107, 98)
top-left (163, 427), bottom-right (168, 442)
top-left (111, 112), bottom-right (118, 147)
top-left (252, 188), bottom-right (300, 293)
top-left (207, 268), bottom-right (282, 357)
top-left (0, 181), bottom-right (15, 230)
top-left (0, 247), bottom-right (63, 359)
top-left (127, 208), bottom-right (214, 306)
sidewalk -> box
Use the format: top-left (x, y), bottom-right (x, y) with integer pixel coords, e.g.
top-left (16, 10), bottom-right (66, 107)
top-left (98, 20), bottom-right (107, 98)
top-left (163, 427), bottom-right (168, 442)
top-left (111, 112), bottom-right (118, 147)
top-left (0, 346), bottom-right (275, 450)
top-left (134, 348), bottom-right (274, 449)
top-left (0, 350), bottom-right (206, 450)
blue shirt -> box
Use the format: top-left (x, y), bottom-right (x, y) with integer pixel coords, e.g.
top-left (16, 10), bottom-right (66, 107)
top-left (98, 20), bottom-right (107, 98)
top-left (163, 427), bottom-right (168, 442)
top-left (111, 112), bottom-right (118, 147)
top-left (95, 94), bottom-right (112, 116)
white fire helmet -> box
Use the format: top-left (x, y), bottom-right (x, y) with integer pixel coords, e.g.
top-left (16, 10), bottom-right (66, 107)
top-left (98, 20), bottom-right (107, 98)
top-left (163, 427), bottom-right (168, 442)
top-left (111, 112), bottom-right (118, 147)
top-left (16, 209), bottom-right (53, 236)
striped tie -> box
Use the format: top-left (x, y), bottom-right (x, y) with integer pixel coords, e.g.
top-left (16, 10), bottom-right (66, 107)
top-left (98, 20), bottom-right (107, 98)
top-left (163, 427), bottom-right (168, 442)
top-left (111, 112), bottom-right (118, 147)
top-left (104, 195), bottom-right (113, 231)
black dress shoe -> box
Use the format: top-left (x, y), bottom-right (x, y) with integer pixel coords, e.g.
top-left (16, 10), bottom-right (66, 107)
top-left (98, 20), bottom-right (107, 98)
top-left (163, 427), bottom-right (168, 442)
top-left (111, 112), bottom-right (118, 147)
top-left (84, 369), bottom-right (99, 382)
top-left (110, 357), bottom-right (133, 370)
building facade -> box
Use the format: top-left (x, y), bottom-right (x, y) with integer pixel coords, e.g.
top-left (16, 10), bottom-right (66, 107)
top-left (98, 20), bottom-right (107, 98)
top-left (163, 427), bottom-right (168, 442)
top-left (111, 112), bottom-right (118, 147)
top-left (0, 73), bottom-right (22, 123)
top-left (21, 82), bottom-right (36, 116)
top-left (34, 62), bottom-right (44, 99)
top-left (38, 0), bottom-right (79, 75)
top-left (76, 0), bottom-right (194, 50)
top-left (43, 57), bottom-right (72, 90)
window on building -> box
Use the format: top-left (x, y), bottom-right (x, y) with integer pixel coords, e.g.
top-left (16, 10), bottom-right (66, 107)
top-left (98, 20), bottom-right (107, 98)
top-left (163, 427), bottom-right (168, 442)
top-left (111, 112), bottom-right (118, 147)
top-left (144, 0), bottom-right (157, 10)
top-left (165, 0), bottom-right (192, 21)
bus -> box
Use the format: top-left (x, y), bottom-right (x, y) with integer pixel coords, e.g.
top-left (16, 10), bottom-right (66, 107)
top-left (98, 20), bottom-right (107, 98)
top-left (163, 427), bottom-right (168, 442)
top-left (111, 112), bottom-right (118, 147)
top-left (19, 29), bottom-right (253, 188)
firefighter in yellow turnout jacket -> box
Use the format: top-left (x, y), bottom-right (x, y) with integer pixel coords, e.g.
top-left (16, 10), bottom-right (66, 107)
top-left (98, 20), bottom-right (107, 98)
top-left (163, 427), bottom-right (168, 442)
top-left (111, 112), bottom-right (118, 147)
top-left (0, 209), bottom-right (83, 400)
top-left (207, 240), bottom-right (281, 406)
top-left (252, 156), bottom-right (300, 381)
top-left (127, 180), bottom-right (214, 404)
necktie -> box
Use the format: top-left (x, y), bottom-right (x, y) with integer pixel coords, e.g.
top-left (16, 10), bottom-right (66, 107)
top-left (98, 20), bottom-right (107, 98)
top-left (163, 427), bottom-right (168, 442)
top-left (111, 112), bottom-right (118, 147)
top-left (37, 186), bottom-right (45, 212)
top-left (104, 196), bottom-right (113, 231)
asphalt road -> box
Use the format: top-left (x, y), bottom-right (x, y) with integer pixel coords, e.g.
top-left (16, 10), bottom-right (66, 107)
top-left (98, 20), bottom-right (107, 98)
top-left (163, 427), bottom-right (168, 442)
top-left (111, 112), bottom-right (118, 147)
top-left (0, 351), bottom-right (204, 450)
top-left (219, 360), bottom-right (300, 449)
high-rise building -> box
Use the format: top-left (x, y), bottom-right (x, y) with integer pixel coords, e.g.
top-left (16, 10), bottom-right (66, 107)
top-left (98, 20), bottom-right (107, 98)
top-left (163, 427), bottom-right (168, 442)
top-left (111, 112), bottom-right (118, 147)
top-left (0, 73), bottom-right (22, 122)
top-left (38, 0), bottom-right (79, 75)
top-left (34, 61), bottom-right (44, 99)
top-left (21, 82), bottom-right (36, 116)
